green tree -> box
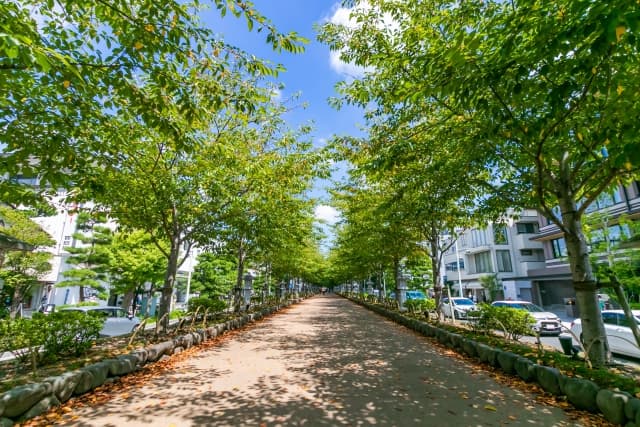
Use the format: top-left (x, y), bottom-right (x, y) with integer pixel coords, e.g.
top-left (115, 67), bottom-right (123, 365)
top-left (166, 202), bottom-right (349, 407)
top-left (1, 1), bottom-right (305, 206)
top-left (0, 206), bottom-right (54, 318)
top-left (107, 229), bottom-right (166, 313)
top-left (479, 274), bottom-right (502, 303)
top-left (585, 212), bottom-right (640, 301)
top-left (319, 0), bottom-right (640, 367)
top-left (191, 252), bottom-right (236, 299)
top-left (58, 212), bottom-right (113, 302)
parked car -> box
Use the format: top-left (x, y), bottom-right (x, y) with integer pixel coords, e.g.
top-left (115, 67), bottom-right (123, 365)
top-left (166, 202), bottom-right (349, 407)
top-left (491, 300), bottom-right (562, 335)
top-left (388, 290), bottom-right (426, 300)
top-left (440, 297), bottom-right (478, 319)
top-left (61, 306), bottom-right (140, 337)
top-left (570, 310), bottom-right (640, 358)
top-left (406, 290), bottom-right (427, 301)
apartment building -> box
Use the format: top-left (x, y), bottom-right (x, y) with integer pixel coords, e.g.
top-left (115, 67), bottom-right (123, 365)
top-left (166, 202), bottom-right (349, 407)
top-left (442, 183), bottom-right (640, 310)
top-left (528, 182), bottom-right (640, 310)
top-left (442, 209), bottom-right (546, 304)
top-left (6, 175), bottom-right (199, 315)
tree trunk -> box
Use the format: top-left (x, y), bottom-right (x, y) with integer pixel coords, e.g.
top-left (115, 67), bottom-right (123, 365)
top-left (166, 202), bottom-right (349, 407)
top-left (234, 244), bottom-right (245, 313)
top-left (158, 237), bottom-right (180, 332)
top-left (430, 236), bottom-right (442, 305)
top-left (560, 198), bottom-right (610, 367)
top-left (121, 291), bottom-right (135, 315)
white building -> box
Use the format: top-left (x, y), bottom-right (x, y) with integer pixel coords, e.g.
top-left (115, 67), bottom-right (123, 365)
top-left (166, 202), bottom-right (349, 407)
top-left (18, 190), bottom-right (199, 315)
top-left (441, 209), bottom-right (545, 303)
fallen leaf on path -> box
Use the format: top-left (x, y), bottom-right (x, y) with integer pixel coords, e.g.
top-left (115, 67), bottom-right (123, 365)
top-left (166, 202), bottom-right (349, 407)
top-left (484, 405), bottom-right (497, 411)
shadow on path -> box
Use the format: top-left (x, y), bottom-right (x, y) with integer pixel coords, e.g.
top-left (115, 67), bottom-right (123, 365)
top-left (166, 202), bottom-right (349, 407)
top-left (65, 295), bottom-right (584, 426)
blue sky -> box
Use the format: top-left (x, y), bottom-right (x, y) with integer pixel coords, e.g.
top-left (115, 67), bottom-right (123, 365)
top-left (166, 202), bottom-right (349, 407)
top-left (201, 1), bottom-right (365, 225)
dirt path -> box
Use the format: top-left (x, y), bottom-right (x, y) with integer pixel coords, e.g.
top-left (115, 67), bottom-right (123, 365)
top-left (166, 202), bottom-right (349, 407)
top-left (63, 295), bottom-right (587, 426)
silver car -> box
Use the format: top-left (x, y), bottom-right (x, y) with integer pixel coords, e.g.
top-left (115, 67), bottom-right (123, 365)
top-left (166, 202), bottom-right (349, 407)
top-left (61, 306), bottom-right (140, 337)
top-left (491, 300), bottom-right (562, 335)
top-left (441, 297), bottom-right (478, 319)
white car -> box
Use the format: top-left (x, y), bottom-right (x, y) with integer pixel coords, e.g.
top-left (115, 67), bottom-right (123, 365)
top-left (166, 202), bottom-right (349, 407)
top-left (61, 306), bottom-right (140, 337)
top-left (570, 310), bottom-right (640, 358)
top-left (491, 300), bottom-right (562, 335)
top-left (440, 297), bottom-right (478, 319)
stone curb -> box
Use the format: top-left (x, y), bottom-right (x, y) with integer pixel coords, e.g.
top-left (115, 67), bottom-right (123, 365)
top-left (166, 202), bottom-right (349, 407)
top-left (354, 298), bottom-right (636, 426)
top-left (0, 299), bottom-right (304, 425)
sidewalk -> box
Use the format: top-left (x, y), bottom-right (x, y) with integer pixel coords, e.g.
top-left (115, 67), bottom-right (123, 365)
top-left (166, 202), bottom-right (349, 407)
top-left (55, 295), bottom-right (590, 426)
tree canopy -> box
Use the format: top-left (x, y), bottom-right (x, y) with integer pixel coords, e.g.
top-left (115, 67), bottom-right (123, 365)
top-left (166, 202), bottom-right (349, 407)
top-left (319, 0), bottom-right (640, 366)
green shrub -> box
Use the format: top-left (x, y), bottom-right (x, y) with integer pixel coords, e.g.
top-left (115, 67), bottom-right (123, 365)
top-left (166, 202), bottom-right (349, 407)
top-left (170, 309), bottom-right (186, 319)
top-left (187, 297), bottom-right (227, 314)
top-left (405, 298), bottom-right (435, 313)
top-left (0, 317), bottom-right (44, 366)
top-left (36, 311), bottom-right (103, 360)
top-left (475, 304), bottom-right (535, 340)
top-left (0, 312), bottom-right (102, 368)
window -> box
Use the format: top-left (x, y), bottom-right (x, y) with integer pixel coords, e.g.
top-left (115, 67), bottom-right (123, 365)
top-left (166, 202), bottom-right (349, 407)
top-left (62, 235), bottom-right (72, 247)
top-left (445, 259), bottom-right (465, 271)
top-left (584, 189), bottom-right (623, 212)
top-left (551, 238), bottom-right (568, 258)
top-left (493, 225), bottom-right (508, 245)
top-left (520, 249), bottom-right (532, 256)
top-left (474, 251), bottom-right (493, 273)
top-left (496, 250), bottom-right (513, 272)
top-left (602, 312), bottom-right (617, 325)
top-left (471, 229), bottom-right (488, 247)
top-left (516, 222), bottom-right (539, 234)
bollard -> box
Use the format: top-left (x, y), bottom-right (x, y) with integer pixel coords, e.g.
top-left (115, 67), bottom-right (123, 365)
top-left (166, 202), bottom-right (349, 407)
top-left (558, 334), bottom-right (574, 356)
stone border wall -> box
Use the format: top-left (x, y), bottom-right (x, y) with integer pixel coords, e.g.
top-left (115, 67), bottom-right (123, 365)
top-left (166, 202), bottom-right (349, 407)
top-left (0, 301), bottom-right (301, 425)
top-left (356, 299), bottom-right (639, 426)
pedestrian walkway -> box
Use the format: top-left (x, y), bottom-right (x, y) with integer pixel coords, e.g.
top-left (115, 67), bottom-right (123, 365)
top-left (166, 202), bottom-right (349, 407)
top-left (63, 295), bottom-right (587, 426)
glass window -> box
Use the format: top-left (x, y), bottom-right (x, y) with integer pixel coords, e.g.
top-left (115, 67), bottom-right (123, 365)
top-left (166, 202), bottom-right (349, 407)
top-left (516, 222), bottom-right (539, 234)
top-left (602, 312), bottom-right (617, 325)
top-left (618, 314), bottom-right (630, 327)
top-left (63, 235), bottom-right (72, 247)
top-left (493, 225), bottom-right (508, 245)
top-left (445, 259), bottom-right (464, 271)
top-left (551, 238), bottom-right (568, 258)
top-left (496, 250), bottom-right (513, 272)
top-left (474, 251), bottom-right (493, 273)
top-left (471, 229), bottom-right (488, 247)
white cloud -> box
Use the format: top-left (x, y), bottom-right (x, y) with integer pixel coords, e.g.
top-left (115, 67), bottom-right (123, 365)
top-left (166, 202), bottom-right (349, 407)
top-left (325, 4), bottom-right (369, 77)
top-left (329, 50), bottom-right (367, 77)
top-left (270, 88), bottom-right (282, 101)
top-left (314, 204), bottom-right (340, 225)
top-left (325, 2), bottom-right (398, 77)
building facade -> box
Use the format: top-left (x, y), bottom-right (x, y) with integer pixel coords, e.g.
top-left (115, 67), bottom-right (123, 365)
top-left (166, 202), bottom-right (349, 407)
top-left (528, 182), bottom-right (640, 311)
top-left (442, 182), bottom-right (640, 310)
top-left (442, 209), bottom-right (545, 304)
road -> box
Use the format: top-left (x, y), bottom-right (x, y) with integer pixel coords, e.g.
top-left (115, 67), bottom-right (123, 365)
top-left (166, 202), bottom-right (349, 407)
top-left (57, 295), bottom-right (588, 426)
